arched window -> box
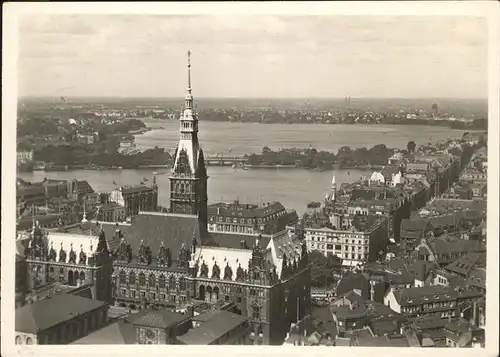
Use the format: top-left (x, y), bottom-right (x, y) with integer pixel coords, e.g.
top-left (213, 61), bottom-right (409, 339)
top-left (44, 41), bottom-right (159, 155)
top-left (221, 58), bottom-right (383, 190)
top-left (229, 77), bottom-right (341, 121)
top-left (199, 285), bottom-right (205, 300)
top-left (68, 270), bottom-right (74, 286)
top-left (206, 286), bottom-right (213, 301)
top-left (149, 273), bottom-right (156, 286)
top-left (15, 336), bottom-right (22, 345)
top-left (169, 275), bottom-right (176, 290)
top-left (213, 286), bottom-right (220, 300)
top-left (129, 271), bottom-right (136, 284)
top-left (158, 274), bottom-right (166, 288)
top-left (119, 270), bottom-right (126, 284)
top-left (26, 337), bottom-right (33, 345)
top-left (179, 277), bottom-right (186, 291)
top-left (80, 271), bottom-right (86, 285)
top-left (138, 273), bottom-right (146, 286)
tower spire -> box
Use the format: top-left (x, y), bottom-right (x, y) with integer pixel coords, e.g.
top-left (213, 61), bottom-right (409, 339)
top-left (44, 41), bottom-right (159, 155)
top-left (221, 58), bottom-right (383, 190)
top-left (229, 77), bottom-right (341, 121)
top-left (187, 50), bottom-right (192, 91)
top-left (185, 50), bottom-right (193, 110)
top-left (170, 50), bottom-right (208, 227)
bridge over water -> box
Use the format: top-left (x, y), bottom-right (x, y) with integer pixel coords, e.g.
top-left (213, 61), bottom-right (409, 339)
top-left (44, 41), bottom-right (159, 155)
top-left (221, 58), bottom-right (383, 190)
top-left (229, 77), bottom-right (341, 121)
top-left (205, 155), bottom-right (248, 166)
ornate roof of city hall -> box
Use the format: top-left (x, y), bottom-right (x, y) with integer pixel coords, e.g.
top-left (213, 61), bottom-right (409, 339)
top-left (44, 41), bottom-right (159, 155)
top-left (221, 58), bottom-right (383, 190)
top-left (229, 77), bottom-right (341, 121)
top-left (98, 212), bottom-right (216, 262)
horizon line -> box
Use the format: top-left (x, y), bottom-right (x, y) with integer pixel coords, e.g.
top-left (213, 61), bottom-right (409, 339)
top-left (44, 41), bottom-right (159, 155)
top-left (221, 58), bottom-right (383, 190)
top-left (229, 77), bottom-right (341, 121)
top-left (19, 95), bottom-right (488, 101)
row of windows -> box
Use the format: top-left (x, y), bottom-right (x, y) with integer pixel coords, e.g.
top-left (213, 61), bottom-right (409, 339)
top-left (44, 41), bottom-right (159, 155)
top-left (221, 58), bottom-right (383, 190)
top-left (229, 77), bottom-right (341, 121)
top-left (180, 121), bottom-right (195, 130)
top-left (15, 336), bottom-right (33, 345)
top-left (210, 211), bottom-right (285, 225)
top-left (308, 235), bottom-right (367, 243)
top-left (172, 183), bottom-right (194, 194)
top-left (309, 248), bottom-right (366, 261)
top-left (436, 276), bottom-right (448, 285)
top-left (118, 271), bottom-right (186, 290)
top-left (210, 224), bottom-right (256, 234)
top-left (436, 251), bottom-right (467, 261)
top-left (422, 301), bottom-right (456, 310)
top-left (249, 289), bottom-right (265, 297)
top-left (15, 309), bottom-right (107, 345)
top-left (309, 243), bottom-right (368, 252)
top-left (344, 253), bottom-right (365, 260)
top-left (120, 289), bottom-right (187, 304)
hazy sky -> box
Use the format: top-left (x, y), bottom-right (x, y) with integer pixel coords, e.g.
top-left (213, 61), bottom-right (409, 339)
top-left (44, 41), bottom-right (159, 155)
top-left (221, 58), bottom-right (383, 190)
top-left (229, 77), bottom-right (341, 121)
top-left (18, 15), bottom-right (488, 98)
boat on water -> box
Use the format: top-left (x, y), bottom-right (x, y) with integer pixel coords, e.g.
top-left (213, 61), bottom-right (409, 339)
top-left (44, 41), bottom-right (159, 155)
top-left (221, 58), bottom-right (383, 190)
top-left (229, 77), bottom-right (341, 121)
top-left (33, 163), bottom-right (46, 171)
top-left (44, 164), bottom-right (68, 172)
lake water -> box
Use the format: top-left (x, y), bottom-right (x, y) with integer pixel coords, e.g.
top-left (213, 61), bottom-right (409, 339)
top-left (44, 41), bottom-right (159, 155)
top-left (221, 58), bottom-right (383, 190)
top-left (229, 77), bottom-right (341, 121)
top-left (18, 121), bottom-right (467, 215)
top-left (134, 119), bottom-right (466, 156)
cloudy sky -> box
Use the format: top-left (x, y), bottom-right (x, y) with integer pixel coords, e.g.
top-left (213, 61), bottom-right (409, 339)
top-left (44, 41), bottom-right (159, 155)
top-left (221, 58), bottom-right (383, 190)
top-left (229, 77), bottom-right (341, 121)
top-left (18, 15), bottom-right (488, 98)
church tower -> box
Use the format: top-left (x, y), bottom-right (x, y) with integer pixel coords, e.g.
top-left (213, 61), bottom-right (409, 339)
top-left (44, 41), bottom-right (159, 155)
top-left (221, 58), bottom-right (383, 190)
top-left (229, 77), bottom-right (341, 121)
top-left (169, 51), bottom-right (208, 226)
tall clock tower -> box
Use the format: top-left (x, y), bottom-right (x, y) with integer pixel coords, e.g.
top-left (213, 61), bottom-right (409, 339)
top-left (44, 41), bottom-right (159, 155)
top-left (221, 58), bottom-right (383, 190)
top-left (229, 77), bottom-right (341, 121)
top-left (169, 51), bottom-right (208, 227)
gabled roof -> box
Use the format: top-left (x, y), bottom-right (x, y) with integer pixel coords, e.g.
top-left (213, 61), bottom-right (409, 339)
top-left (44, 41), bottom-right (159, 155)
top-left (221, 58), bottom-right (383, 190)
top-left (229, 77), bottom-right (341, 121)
top-left (400, 218), bottom-right (431, 233)
top-left (386, 270), bottom-right (414, 285)
top-left (336, 272), bottom-right (370, 299)
top-left (429, 214), bottom-right (459, 228)
top-left (353, 329), bottom-right (410, 347)
top-left (210, 232), bottom-right (270, 250)
top-left (132, 309), bottom-right (189, 329)
top-left (444, 252), bottom-right (482, 277)
top-left (76, 180), bottom-right (94, 194)
top-left (391, 286), bottom-right (460, 306)
top-left (369, 317), bottom-right (400, 336)
top-left (430, 239), bottom-right (485, 256)
top-left (98, 201), bottom-right (124, 210)
top-left (103, 213), bottom-right (216, 262)
top-left (120, 185), bottom-right (154, 195)
top-left (405, 260), bottom-right (438, 282)
top-left (465, 268), bottom-right (486, 290)
top-left (330, 305), bottom-right (367, 320)
top-left (17, 214), bottom-right (62, 230)
top-left (208, 201), bottom-right (286, 219)
top-left (381, 165), bottom-right (401, 179)
top-left (177, 311), bottom-right (248, 345)
top-left (333, 290), bottom-right (367, 307)
top-left (17, 185), bottom-right (45, 198)
top-left (72, 319), bottom-right (136, 344)
top-left (411, 314), bottom-right (446, 331)
top-left (16, 294), bottom-right (106, 333)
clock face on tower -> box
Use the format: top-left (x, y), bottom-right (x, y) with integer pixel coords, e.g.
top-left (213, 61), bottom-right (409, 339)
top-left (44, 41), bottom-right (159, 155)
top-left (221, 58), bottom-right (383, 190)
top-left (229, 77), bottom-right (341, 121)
top-left (145, 328), bottom-right (156, 343)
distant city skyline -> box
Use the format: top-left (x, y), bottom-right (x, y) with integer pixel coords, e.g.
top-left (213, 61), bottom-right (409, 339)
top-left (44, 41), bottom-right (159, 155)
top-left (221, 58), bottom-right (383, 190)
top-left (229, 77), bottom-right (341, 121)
top-left (19, 15), bottom-right (488, 99)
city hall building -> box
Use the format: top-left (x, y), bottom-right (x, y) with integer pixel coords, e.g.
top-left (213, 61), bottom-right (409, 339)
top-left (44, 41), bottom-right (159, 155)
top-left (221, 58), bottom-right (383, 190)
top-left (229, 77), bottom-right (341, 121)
top-left (18, 52), bottom-right (311, 346)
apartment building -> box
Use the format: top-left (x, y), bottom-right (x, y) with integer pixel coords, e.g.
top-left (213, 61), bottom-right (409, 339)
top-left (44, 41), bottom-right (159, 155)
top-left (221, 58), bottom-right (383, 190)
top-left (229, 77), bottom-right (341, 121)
top-left (303, 215), bottom-right (388, 267)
